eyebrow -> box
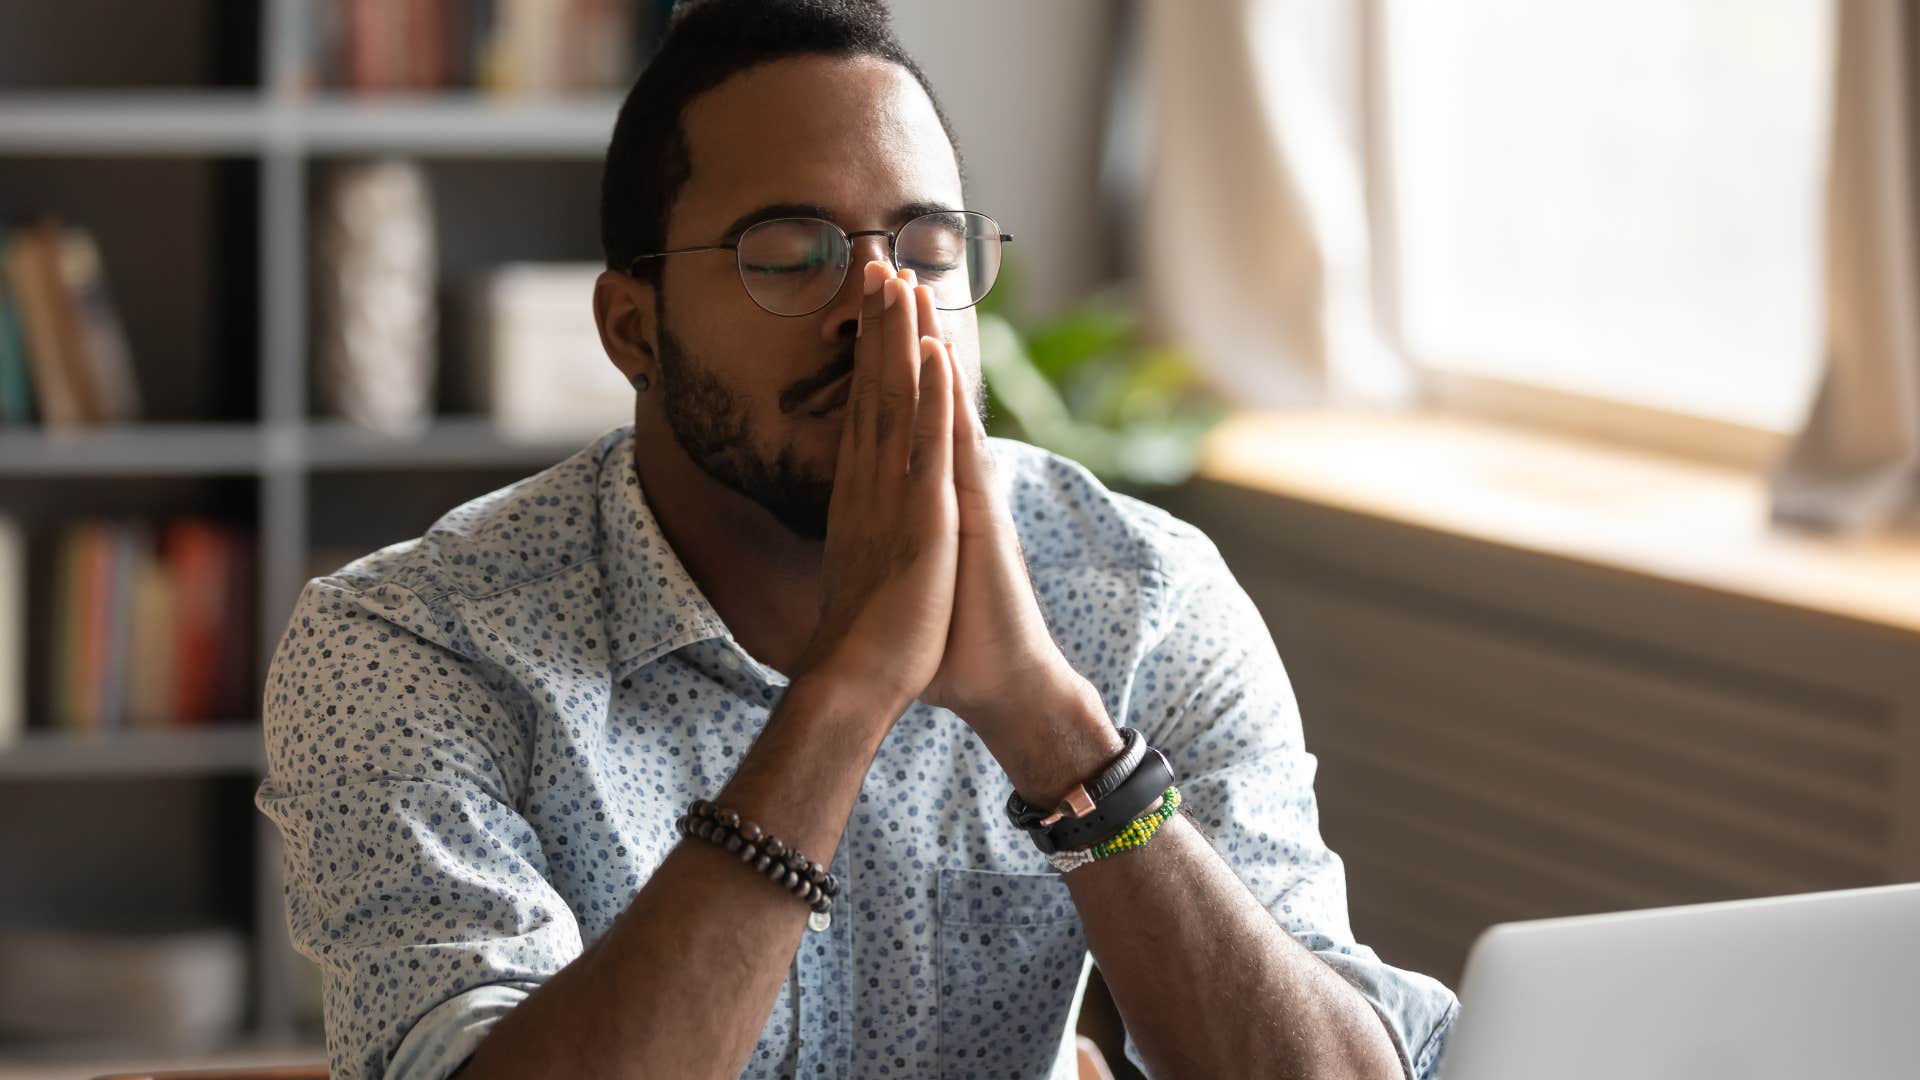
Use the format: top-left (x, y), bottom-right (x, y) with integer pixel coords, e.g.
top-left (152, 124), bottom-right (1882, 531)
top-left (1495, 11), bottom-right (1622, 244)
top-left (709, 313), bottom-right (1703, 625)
top-left (719, 200), bottom-right (960, 239)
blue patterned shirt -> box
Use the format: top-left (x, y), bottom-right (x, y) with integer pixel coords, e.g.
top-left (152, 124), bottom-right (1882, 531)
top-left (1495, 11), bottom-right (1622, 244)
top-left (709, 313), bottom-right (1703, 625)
top-left (254, 424), bottom-right (1459, 1080)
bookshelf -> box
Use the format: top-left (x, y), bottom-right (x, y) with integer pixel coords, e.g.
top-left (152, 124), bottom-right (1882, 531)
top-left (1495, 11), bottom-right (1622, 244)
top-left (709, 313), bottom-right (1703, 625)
top-left (0, 727), bottom-right (263, 781)
top-left (0, 0), bottom-right (654, 1057)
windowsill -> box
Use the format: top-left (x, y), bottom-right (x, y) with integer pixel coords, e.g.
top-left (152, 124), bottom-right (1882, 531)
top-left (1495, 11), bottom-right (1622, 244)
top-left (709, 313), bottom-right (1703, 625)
top-left (1194, 408), bottom-right (1920, 638)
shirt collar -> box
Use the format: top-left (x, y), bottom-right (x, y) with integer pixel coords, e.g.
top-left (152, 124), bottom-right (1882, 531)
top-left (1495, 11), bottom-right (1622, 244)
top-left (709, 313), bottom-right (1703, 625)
top-left (597, 427), bottom-right (733, 682)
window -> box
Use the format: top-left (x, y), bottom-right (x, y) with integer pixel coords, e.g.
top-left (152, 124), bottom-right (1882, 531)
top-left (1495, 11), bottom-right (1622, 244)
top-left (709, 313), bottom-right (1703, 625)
top-left (1382, 0), bottom-right (1834, 434)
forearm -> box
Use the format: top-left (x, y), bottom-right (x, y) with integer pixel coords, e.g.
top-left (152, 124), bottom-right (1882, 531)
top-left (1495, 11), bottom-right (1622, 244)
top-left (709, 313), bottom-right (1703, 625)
top-left (458, 671), bottom-right (897, 1080)
top-left (1068, 814), bottom-right (1402, 1078)
top-left (985, 677), bottom-right (1404, 1079)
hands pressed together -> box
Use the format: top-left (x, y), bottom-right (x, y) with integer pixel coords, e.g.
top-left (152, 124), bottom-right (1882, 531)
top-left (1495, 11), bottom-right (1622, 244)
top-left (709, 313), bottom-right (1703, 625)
top-left (792, 259), bottom-right (1092, 746)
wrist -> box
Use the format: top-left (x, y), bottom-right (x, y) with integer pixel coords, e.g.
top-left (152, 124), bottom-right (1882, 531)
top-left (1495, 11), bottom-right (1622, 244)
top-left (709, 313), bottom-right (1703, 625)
top-left (978, 667), bottom-right (1126, 810)
top-left (785, 661), bottom-right (914, 739)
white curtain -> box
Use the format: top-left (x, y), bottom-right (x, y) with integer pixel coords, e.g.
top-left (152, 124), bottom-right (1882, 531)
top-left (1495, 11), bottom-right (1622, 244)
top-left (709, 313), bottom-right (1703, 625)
top-left (1136, 0), bottom-right (1410, 409)
top-left (1140, 0), bottom-right (1920, 527)
top-left (1771, 0), bottom-right (1920, 531)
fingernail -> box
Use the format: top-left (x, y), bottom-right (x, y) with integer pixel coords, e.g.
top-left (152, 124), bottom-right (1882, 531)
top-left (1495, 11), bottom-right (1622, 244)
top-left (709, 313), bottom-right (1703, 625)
top-left (883, 278), bottom-right (900, 309)
top-left (900, 268), bottom-right (917, 288)
top-left (864, 261), bottom-right (887, 295)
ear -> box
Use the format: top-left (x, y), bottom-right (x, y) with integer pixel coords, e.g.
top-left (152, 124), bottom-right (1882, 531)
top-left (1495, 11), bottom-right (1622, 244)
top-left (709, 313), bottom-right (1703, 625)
top-left (594, 268), bottom-right (659, 387)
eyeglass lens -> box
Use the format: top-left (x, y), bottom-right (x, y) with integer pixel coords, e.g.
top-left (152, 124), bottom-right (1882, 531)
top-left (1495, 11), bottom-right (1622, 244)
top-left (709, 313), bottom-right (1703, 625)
top-left (735, 211), bottom-right (1004, 316)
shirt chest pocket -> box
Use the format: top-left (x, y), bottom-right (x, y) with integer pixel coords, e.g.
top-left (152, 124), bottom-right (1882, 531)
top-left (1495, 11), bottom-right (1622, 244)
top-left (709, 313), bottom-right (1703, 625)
top-left (935, 866), bottom-right (1089, 1080)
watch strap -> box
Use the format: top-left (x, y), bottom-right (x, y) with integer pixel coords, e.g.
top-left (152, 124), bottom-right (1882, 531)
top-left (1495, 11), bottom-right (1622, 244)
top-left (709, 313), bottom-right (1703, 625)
top-left (1031, 744), bottom-right (1175, 854)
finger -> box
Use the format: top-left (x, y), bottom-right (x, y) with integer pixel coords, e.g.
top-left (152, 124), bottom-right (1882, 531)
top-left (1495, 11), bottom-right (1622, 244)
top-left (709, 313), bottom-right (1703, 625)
top-left (847, 259), bottom-right (892, 462)
top-left (855, 258), bottom-right (890, 341)
top-left (875, 272), bottom-right (921, 468)
top-left (948, 339), bottom-right (996, 504)
top-left (914, 277), bottom-right (943, 351)
top-left (911, 334), bottom-right (954, 491)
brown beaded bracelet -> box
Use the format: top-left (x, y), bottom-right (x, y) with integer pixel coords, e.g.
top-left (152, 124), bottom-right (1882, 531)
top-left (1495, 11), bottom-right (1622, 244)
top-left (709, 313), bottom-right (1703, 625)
top-left (676, 798), bottom-right (839, 929)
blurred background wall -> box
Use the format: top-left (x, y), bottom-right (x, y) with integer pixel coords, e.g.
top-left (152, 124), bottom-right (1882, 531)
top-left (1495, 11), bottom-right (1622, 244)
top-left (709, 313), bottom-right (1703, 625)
top-left (894, 0), bottom-right (1124, 318)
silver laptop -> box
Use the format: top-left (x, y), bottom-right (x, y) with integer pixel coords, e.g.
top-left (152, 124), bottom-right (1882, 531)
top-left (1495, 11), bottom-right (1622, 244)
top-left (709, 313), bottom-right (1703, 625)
top-left (1436, 881), bottom-right (1920, 1079)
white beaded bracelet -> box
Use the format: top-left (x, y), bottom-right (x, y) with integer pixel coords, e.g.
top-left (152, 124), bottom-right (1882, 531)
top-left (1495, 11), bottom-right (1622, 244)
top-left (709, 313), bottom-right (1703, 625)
top-left (1045, 845), bottom-right (1098, 875)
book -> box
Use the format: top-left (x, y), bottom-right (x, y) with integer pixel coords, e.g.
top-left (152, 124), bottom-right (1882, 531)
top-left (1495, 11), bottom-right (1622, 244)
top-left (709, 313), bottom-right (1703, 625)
top-left (50, 520), bottom-right (110, 732)
top-left (407, 0), bottom-right (449, 89)
top-left (59, 521), bottom-right (92, 730)
top-left (0, 515), bottom-right (22, 749)
top-left (165, 520), bottom-right (228, 727)
top-left (79, 521), bottom-right (118, 732)
top-left (2, 220), bottom-right (87, 427)
top-left (327, 0), bottom-right (640, 94)
top-left (575, 0), bottom-right (638, 91)
top-left (33, 219), bottom-right (104, 424)
top-left (48, 522), bottom-right (74, 729)
top-left (126, 531), bottom-right (176, 730)
top-left (54, 225), bottom-right (141, 424)
top-left (41, 519), bottom-right (251, 731)
top-left (167, 518), bottom-right (255, 722)
top-left (301, 0), bottom-right (346, 92)
top-left (0, 220), bottom-right (141, 428)
top-left (98, 522), bottom-right (141, 731)
top-left (345, 0), bottom-right (400, 93)
top-left (0, 227), bottom-right (37, 425)
top-left (214, 529), bottom-right (255, 722)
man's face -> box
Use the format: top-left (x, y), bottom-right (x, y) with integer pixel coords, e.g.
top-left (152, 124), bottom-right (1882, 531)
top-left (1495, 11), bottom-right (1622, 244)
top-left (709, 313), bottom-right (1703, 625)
top-left (649, 54), bottom-right (981, 541)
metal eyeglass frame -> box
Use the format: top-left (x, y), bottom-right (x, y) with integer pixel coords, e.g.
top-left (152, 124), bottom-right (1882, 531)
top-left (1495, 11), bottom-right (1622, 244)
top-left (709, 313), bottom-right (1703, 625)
top-left (623, 210), bottom-right (1014, 317)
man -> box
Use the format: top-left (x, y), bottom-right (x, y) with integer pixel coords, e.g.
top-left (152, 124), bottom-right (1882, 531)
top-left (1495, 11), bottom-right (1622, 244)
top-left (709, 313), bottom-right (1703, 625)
top-left (254, 2), bottom-right (1459, 1077)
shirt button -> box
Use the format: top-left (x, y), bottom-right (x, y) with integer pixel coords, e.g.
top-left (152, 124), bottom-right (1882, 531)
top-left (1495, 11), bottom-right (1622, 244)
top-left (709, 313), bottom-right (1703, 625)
top-left (720, 650), bottom-right (741, 670)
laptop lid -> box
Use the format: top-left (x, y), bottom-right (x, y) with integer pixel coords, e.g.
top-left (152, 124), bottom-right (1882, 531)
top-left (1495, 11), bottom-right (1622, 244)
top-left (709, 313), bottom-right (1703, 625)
top-left (1436, 882), bottom-right (1920, 1079)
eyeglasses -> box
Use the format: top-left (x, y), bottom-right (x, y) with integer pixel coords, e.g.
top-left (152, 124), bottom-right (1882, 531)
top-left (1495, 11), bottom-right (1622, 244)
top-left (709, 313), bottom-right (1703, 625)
top-left (626, 210), bottom-right (1012, 317)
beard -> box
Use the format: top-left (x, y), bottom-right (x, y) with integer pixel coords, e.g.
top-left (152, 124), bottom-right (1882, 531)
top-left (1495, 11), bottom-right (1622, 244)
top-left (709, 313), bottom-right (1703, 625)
top-left (653, 317), bottom-right (838, 541)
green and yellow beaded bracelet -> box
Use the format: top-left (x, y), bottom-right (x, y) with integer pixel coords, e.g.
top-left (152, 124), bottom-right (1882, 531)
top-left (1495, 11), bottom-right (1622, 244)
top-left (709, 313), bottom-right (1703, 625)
top-left (1091, 785), bottom-right (1182, 859)
top-left (1045, 786), bottom-right (1182, 874)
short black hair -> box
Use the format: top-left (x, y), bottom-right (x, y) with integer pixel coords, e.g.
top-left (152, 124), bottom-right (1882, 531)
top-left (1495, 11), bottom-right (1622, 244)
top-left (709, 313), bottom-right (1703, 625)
top-left (600, 0), bottom-right (967, 282)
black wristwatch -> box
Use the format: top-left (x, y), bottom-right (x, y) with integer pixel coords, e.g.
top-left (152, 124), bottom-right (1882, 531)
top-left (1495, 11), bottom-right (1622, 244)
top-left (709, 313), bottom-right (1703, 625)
top-left (1005, 727), bottom-right (1172, 854)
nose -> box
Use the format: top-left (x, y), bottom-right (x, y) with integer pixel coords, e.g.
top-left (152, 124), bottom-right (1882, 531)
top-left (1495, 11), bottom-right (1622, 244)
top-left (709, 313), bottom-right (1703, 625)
top-left (819, 233), bottom-right (894, 343)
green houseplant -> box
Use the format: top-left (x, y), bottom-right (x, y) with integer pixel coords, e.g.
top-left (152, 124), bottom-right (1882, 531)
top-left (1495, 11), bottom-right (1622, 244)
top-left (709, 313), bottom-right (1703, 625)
top-left (975, 260), bottom-right (1225, 488)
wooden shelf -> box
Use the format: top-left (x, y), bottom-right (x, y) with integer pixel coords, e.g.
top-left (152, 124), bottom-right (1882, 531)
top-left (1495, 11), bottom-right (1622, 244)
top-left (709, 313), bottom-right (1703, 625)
top-left (0, 419), bottom-right (594, 476)
top-left (0, 726), bottom-right (265, 780)
top-left (0, 423), bottom-right (268, 476)
top-left (0, 91), bottom-right (267, 154)
top-left (296, 92), bottom-right (622, 157)
top-left (302, 416), bottom-right (588, 470)
top-left (0, 91), bottom-right (621, 158)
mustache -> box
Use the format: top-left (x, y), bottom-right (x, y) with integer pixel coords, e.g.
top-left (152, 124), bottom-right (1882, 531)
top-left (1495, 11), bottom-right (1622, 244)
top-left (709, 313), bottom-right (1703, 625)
top-left (778, 346), bottom-right (857, 413)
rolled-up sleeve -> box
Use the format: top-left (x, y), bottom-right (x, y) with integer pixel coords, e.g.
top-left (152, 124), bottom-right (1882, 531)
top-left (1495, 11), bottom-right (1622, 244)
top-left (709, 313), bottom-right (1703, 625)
top-left (254, 578), bottom-right (582, 1080)
top-left (1120, 523), bottom-right (1460, 1079)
